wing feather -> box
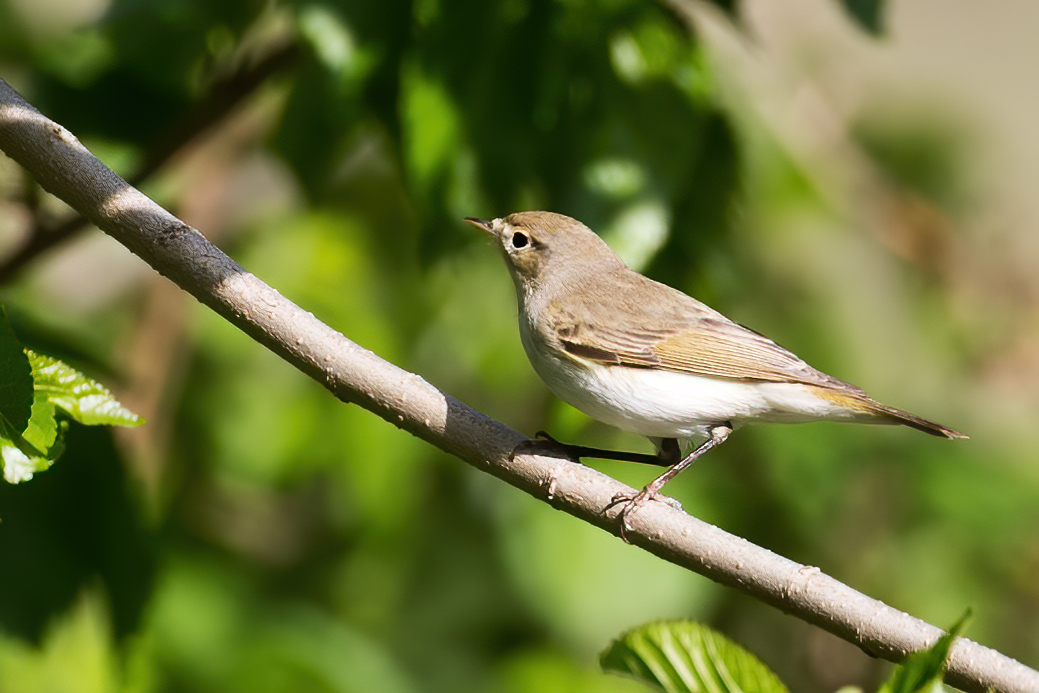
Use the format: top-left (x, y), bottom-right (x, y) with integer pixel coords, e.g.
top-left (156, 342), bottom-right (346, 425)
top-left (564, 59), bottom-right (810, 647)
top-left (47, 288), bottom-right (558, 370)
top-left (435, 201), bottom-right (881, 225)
top-left (549, 273), bottom-right (854, 390)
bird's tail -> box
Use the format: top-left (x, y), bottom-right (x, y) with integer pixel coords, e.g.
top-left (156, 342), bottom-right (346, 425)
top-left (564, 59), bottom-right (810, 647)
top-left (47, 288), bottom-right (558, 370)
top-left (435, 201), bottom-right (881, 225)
top-left (868, 401), bottom-right (968, 439)
top-left (810, 385), bottom-right (968, 439)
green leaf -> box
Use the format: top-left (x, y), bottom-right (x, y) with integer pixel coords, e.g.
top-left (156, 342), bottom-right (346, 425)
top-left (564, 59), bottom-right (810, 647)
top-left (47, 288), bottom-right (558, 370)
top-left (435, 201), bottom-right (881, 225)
top-left (0, 412), bottom-right (65, 484)
top-left (2, 350), bottom-right (141, 483)
top-left (27, 351), bottom-right (143, 427)
top-left (841, 0), bottom-right (885, 35)
top-left (1, 441), bottom-right (42, 484)
top-left (879, 611), bottom-right (970, 693)
top-left (0, 433), bottom-right (65, 483)
top-left (0, 306), bottom-right (34, 434)
top-left (600, 620), bottom-right (789, 693)
top-left (23, 385), bottom-right (63, 453)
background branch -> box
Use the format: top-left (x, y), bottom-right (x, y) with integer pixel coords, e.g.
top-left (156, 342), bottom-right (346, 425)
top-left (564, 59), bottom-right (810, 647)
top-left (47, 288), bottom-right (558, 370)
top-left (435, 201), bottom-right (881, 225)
top-left (0, 80), bottom-right (1035, 693)
top-left (0, 39), bottom-right (299, 284)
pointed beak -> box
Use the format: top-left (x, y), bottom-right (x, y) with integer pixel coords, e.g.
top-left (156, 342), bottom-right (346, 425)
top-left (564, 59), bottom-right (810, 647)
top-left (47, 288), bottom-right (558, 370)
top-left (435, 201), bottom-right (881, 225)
top-left (464, 217), bottom-right (495, 236)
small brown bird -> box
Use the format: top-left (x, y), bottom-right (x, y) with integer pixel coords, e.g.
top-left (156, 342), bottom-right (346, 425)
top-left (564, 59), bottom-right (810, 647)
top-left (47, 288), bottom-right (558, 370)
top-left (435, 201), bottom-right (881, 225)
top-left (466, 211), bottom-right (966, 520)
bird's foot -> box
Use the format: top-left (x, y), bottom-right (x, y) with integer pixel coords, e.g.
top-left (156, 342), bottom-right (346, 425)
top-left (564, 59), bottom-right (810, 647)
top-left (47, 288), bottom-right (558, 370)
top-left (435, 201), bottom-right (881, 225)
top-left (607, 488), bottom-right (682, 543)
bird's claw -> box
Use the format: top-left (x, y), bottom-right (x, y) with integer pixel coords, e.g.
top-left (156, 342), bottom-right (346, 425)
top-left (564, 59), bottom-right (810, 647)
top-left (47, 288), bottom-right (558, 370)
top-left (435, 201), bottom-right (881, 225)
top-left (607, 490), bottom-right (682, 543)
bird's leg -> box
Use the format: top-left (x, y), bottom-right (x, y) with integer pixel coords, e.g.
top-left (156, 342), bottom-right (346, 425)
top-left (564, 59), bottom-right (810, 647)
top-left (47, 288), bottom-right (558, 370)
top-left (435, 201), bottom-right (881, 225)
top-left (610, 423), bottom-right (734, 538)
top-left (511, 430), bottom-right (677, 467)
top-left (652, 437), bottom-right (683, 465)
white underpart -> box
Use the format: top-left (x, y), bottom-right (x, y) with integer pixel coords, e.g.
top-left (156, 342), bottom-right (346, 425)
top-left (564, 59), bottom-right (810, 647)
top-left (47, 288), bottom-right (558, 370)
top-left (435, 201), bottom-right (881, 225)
top-left (523, 337), bottom-right (868, 440)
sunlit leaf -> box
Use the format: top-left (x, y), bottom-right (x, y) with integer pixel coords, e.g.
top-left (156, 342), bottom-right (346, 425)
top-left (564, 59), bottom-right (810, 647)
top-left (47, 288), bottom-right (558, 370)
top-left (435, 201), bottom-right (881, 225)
top-left (22, 387), bottom-right (64, 454)
top-left (600, 620), bottom-right (789, 692)
top-left (0, 395), bottom-right (65, 484)
top-left (0, 429), bottom-right (64, 484)
top-left (27, 351), bottom-right (142, 428)
top-left (1, 443), bottom-right (39, 484)
top-left (0, 351), bottom-right (138, 483)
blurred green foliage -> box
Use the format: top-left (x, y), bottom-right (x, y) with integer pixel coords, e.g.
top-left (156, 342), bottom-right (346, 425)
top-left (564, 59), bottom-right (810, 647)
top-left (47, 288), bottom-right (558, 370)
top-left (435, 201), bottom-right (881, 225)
top-left (0, 0), bottom-right (1037, 691)
top-left (840, 0), bottom-right (887, 35)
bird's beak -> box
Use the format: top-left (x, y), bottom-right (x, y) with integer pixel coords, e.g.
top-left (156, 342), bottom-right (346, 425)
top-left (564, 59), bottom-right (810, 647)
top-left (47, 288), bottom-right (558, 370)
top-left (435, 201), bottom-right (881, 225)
top-left (464, 217), bottom-right (495, 236)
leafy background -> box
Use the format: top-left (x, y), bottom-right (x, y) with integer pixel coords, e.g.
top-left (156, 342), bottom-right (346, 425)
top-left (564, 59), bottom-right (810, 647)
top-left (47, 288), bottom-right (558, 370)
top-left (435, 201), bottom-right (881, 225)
top-left (1, 0), bottom-right (1038, 691)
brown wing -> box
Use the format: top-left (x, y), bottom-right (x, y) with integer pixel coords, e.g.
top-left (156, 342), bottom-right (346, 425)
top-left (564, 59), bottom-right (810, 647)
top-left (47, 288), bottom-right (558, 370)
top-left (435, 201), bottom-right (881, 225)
top-left (549, 271), bottom-right (855, 390)
top-left (559, 318), bottom-right (849, 387)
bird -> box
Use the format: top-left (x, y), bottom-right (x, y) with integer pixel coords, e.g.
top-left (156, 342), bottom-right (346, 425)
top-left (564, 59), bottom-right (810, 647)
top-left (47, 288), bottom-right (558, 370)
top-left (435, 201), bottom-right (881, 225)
top-left (465, 211), bottom-right (966, 522)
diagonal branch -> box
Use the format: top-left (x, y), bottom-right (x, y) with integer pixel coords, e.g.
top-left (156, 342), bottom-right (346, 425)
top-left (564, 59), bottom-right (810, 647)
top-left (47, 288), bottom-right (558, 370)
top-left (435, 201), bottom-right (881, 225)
top-left (0, 80), bottom-right (1034, 693)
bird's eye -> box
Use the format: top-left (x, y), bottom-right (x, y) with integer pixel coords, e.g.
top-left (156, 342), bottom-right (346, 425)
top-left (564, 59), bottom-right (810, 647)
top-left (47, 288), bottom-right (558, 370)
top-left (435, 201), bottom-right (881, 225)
top-left (511, 232), bottom-right (530, 249)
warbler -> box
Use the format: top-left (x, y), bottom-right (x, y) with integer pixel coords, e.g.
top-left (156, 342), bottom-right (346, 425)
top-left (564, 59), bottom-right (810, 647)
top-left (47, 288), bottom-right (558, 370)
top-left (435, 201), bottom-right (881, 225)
top-left (465, 212), bottom-right (966, 517)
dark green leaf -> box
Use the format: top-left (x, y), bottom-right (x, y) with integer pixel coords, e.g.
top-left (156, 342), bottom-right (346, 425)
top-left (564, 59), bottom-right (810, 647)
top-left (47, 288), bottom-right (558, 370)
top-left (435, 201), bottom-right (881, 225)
top-left (0, 306), bottom-right (34, 434)
top-left (0, 425), bottom-right (156, 642)
top-left (601, 620), bottom-right (789, 693)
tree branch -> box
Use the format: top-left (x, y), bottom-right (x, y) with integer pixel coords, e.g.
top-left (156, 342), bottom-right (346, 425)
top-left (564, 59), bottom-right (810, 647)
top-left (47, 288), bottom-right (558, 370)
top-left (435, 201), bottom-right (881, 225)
top-left (0, 80), bottom-right (1034, 693)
